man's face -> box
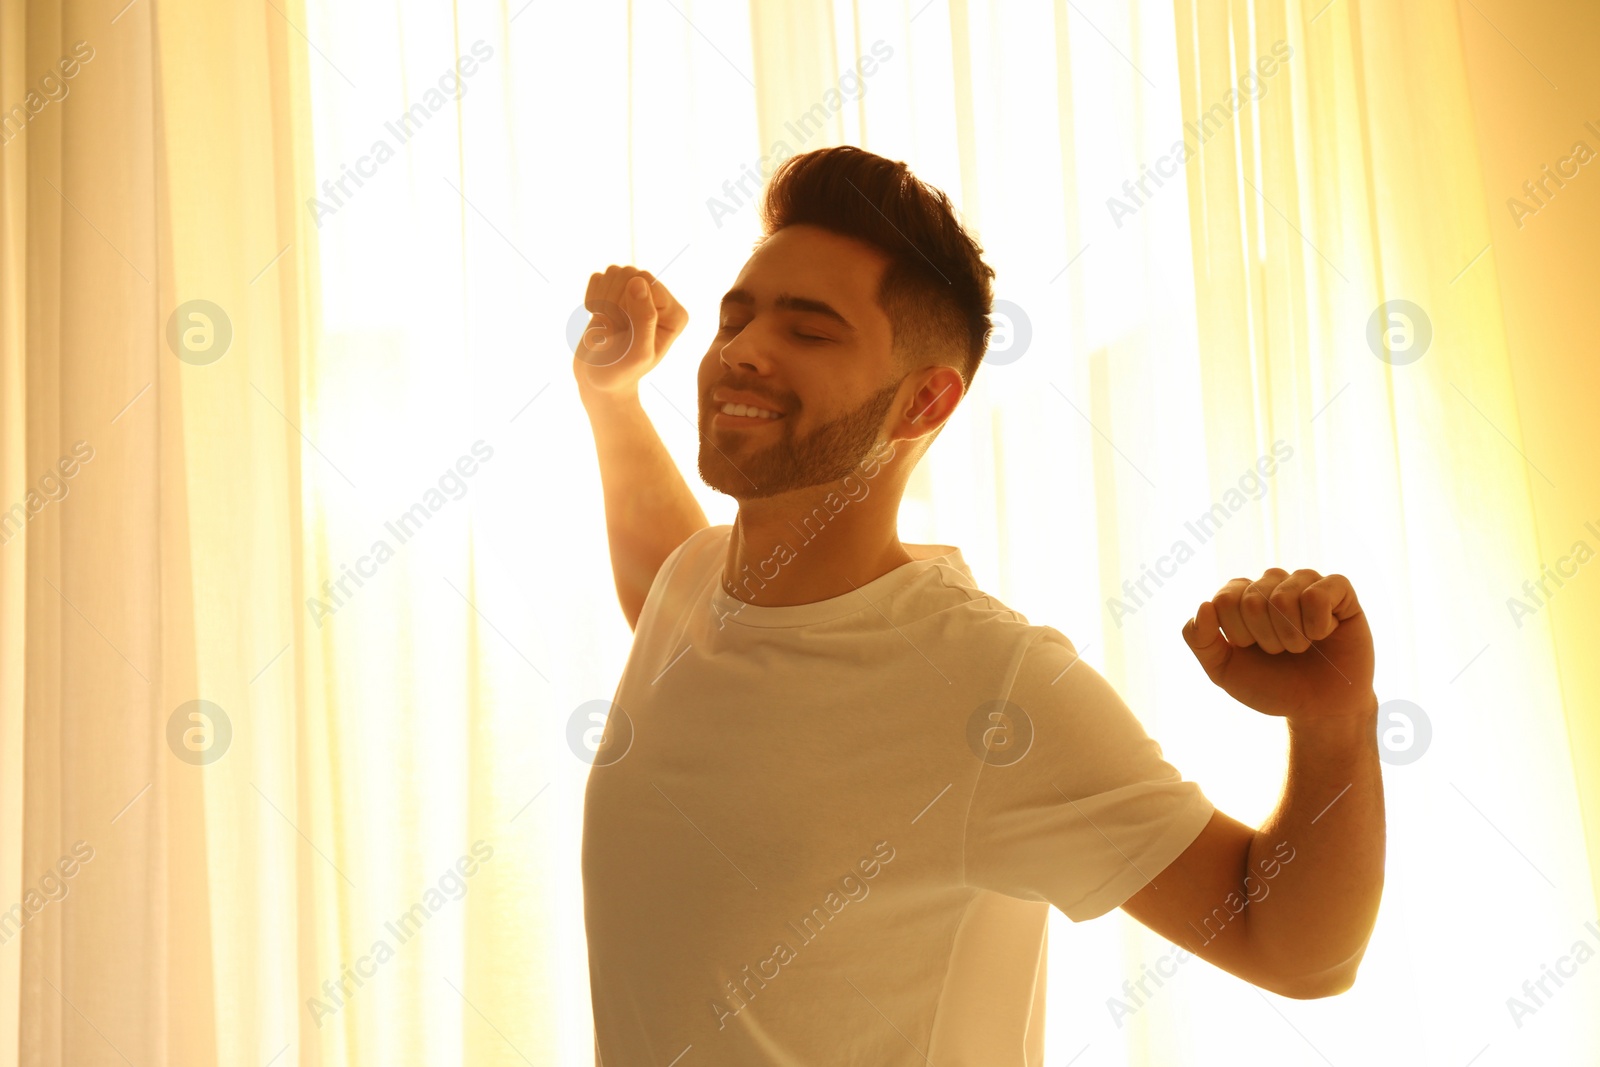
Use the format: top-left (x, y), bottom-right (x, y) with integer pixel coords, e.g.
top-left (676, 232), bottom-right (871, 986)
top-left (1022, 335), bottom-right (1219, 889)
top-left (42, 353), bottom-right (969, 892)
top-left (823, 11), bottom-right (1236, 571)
top-left (696, 224), bottom-right (903, 501)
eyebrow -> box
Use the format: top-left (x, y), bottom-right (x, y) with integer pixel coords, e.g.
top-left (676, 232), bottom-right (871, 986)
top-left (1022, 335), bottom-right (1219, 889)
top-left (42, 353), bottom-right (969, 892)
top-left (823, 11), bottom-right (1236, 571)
top-left (719, 288), bottom-right (857, 333)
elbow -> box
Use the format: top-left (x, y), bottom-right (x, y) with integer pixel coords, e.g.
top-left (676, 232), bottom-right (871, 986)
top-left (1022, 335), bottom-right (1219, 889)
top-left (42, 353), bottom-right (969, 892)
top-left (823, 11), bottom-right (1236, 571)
top-left (1270, 971), bottom-right (1355, 1000)
top-left (1251, 918), bottom-right (1374, 1000)
top-left (1266, 956), bottom-right (1363, 1000)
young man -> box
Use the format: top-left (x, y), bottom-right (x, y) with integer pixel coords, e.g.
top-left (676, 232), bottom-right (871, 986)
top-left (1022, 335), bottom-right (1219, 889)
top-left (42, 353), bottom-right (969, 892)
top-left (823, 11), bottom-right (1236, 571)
top-left (575, 145), bottom-right (1383, 1065)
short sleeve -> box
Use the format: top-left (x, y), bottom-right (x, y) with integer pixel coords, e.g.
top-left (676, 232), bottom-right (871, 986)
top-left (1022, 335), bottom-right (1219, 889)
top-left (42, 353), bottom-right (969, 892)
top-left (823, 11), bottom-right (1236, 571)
top-left (962, 628), bottom-right (1215, 921)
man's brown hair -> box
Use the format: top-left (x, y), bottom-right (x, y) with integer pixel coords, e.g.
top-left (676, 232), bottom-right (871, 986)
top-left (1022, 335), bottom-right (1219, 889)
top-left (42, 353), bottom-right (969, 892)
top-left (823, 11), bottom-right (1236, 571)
top-left (758, 145), bottom-right (997, 397)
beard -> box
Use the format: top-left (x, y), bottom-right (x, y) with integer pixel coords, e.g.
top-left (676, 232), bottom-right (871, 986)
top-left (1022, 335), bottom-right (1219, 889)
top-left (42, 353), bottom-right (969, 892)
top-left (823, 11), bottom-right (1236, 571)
top-left (698, 375), bottom-right (904, 500)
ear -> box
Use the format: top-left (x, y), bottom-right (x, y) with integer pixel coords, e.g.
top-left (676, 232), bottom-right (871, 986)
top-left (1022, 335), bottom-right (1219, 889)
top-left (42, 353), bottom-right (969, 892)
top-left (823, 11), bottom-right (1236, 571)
top-left (892, 366), bottom-right (964, 445)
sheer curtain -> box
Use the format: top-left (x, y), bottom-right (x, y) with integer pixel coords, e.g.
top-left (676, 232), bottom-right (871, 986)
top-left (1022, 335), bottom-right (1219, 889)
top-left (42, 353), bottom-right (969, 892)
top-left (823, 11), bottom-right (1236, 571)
top-left (2, 0), bottom-right (320, 1062)
top-left (2, 0), bottom-right (1594, 1065)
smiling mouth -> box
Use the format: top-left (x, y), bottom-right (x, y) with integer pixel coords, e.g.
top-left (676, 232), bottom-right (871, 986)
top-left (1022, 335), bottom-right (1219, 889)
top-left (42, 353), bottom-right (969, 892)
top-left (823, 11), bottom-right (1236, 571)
top-left (712, 410), bottom-right (785, 428)
top-left (709, 396), bottom-right (787, 426)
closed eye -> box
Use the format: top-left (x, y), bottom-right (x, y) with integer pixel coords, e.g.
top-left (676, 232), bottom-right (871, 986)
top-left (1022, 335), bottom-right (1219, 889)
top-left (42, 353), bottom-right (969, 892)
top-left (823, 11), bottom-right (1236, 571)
top-left (716, 321), bottom-right (831, 344)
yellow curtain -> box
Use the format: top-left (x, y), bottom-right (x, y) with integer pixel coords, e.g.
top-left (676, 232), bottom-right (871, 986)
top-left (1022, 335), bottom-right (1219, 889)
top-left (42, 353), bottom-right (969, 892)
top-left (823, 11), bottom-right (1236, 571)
top-left (2, 0), bottom-right (1594, 1065)
top-left (2, 0), bottom-right (324, 1062)
top-left (1150, 1), bottom-right (1597, 1062)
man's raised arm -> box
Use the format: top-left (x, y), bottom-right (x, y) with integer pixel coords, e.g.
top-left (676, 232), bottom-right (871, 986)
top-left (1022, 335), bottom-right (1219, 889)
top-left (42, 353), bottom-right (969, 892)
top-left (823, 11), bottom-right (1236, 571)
top-left (575, 266), bottom-right (708, 630)
top-left (1122, 569), bottom-right (1385, 998)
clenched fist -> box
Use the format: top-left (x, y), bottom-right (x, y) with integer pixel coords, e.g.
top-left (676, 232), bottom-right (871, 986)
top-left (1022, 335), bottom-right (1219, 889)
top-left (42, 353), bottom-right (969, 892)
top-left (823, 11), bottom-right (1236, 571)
top-left (573, 265), bottom-right (690, 399)
top-left (1181, 569), bottom-right (1376, 723)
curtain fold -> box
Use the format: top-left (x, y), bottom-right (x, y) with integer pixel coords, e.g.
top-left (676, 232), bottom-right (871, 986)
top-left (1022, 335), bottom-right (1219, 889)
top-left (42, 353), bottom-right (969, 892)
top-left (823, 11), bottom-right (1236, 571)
top-left (1167, 0), bottom-right (1596, 1061)
top-left (2, 0), bottom-right (319, 1062)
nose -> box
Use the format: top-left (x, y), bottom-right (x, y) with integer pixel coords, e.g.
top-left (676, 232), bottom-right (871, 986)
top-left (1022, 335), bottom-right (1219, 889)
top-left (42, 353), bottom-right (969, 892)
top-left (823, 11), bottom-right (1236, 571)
top-left (718, 323), bottom-right (774, 377)
top-left (721, 351), bottom-right (766, 379)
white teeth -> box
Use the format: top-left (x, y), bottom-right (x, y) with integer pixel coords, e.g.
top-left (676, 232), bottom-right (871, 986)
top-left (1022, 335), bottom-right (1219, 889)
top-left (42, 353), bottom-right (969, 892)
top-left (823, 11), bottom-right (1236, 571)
top-left (719, 402), bottom-right (780, 419)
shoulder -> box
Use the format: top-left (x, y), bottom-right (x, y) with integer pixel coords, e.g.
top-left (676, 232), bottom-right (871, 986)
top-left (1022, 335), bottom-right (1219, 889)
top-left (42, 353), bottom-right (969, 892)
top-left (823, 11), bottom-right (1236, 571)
top-left (984, 621), bottom-right (1134, 731)
top-left (636, 524), bottom-right (729, 622)
top-left (990, 624), bottom-right (1091, 706)
top-left (933, 580), bottom-right (1082, 681)
top-left (922, 585), bottom-right (1094, 706)
top-left (670, 523), bottom-right (730, 570)
top-left (657, 524), bottom-right (728, 592)
top-left (1012, 625), bottom-right (1084, 680)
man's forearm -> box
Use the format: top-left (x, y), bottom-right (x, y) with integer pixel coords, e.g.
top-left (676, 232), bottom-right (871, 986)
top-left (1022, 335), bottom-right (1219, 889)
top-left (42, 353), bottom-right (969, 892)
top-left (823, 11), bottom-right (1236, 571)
top-left (581, 385), bottom-right (709, 629)
top-left (1245, 696), bottom-right (1385, 996)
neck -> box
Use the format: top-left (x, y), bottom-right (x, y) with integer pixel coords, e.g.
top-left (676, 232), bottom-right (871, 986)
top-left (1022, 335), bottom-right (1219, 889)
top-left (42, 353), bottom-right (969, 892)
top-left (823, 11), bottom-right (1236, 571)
top-left (721, 489), bottom-right (914, 608)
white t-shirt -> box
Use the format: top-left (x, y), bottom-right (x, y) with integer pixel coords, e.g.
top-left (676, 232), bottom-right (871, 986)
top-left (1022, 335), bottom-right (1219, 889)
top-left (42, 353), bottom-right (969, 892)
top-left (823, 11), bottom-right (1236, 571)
top-left (582, 525), bottom-right (1215, 1066)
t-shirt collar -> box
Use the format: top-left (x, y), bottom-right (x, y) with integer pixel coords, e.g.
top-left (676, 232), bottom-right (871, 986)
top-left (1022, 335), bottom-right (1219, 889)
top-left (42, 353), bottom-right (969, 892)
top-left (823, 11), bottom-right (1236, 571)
top-left (706, 544), bottom-right (968, 628)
